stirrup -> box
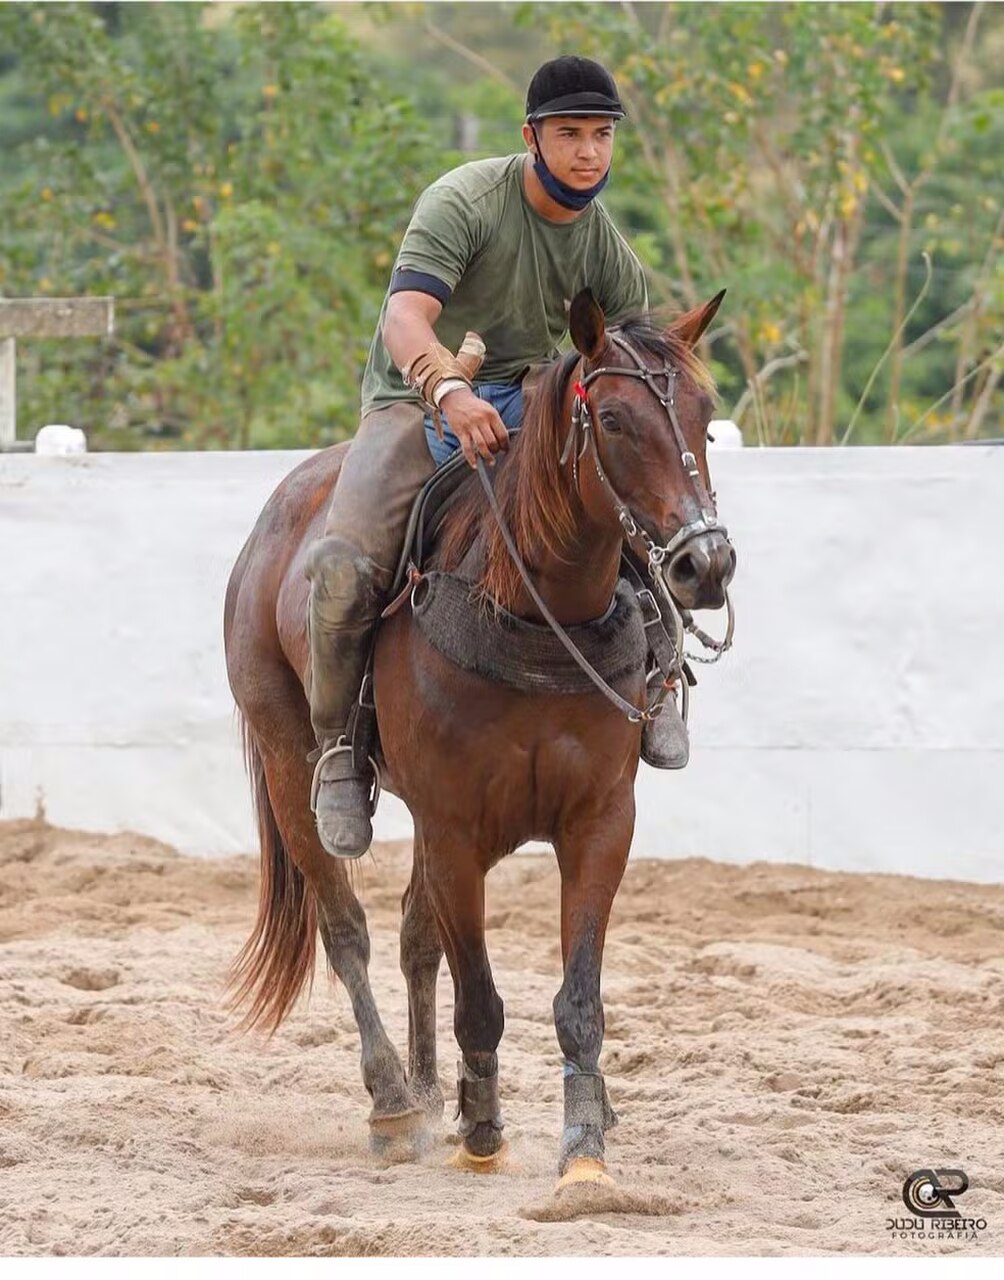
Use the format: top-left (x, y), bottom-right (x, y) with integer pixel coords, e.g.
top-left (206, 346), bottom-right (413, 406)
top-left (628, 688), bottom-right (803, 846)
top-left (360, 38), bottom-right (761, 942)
top-left (309, 738), bottom-right (382, 817)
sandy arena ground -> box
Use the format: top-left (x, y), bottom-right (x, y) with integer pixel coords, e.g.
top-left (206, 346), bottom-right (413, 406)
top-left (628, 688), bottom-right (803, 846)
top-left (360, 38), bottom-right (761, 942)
top-left (1, 816), bottom-right (1002, 1257)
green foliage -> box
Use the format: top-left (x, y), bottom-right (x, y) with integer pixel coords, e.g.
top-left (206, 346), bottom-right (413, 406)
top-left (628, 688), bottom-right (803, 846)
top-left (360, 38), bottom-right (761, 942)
top-left (513, 0), bottom-right (1001, 443)
top-left (0, 1), bottom-right (1000, 448)
top-left (0, 1), bottom-right (437, 447)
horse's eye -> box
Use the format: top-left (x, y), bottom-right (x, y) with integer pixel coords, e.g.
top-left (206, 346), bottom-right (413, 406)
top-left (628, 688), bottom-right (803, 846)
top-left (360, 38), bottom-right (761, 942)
top-left (599, 410), bottom-right (622, 434)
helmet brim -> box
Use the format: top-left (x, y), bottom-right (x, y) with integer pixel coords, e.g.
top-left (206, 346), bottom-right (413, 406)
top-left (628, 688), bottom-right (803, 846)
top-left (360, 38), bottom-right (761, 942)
top-left (525, 89), bottom-right (625, 122)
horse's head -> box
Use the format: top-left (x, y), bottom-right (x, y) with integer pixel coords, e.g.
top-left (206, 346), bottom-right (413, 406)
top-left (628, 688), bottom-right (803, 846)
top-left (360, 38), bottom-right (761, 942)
top-left (567, 289), bottom-right (736, 611)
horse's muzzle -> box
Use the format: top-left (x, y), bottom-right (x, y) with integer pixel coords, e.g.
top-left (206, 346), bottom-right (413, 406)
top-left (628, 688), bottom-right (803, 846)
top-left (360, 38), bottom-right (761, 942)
top-left (665, 530), bottom-right (735, 610)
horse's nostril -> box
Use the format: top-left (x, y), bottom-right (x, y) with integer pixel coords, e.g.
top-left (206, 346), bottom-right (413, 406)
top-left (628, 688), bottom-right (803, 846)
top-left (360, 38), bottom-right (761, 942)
top-left (668, 545), bottom-right (711, 587)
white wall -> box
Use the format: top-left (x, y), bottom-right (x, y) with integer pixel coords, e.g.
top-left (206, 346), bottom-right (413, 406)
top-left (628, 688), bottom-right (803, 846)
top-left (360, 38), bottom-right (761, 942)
top-left (2, 447), bottom-right (1002, 881)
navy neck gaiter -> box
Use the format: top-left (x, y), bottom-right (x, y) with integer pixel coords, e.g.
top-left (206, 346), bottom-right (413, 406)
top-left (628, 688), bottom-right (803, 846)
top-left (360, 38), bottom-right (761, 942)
top-left (530, 126), bottom-right (610, 211)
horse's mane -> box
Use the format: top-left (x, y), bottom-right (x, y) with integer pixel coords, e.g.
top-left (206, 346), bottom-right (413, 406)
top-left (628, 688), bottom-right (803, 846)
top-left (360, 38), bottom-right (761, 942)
top-left (432, 315), bottom-right (714, 611)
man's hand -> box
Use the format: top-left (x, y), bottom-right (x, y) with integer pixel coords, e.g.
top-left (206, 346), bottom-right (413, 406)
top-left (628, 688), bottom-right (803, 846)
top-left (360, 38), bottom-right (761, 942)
top-left (440, 387), bottom-right (510, 468)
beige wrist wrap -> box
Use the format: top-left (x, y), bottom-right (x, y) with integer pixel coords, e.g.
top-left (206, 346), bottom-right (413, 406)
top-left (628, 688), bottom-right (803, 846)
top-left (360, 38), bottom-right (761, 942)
top-left (403, 332), bottom-right (486, 408)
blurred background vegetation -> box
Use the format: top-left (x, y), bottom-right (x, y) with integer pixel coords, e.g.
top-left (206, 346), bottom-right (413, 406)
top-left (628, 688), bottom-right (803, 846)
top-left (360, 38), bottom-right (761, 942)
top-left (0, 0), bottom-right (1001, 449)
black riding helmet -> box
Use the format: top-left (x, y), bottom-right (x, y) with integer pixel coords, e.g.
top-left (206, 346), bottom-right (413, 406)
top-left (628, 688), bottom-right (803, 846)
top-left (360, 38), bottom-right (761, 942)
top-left (525, 55), bottom-right (626, 123)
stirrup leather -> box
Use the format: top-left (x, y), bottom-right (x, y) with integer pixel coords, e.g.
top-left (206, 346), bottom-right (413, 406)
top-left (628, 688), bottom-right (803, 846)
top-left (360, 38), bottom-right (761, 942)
top-left (309, 738), bottom-right (382, 817)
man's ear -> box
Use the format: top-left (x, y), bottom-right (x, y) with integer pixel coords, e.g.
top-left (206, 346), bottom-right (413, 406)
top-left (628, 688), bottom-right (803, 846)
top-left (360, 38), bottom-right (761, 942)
top-left (670, 289), bottom-right (726, 348)
top-left (569, 288), bottom-right (607, 361)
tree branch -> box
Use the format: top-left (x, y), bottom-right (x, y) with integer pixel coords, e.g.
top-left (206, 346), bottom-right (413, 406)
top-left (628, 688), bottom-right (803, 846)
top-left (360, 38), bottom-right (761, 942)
top-left (100, 96), bottom-right (165, 252)
top-left (656, 1), bottom-right (673, 45)
top-left (842, 250), bottom-right (933, 446)
top-left (421, 21), bottom-right (521, 93)
top-left (880, 139), bottom-right (910, 198)
top-left (943, 2), bottom-right (983, 119)
top-left (869, 177), bottom-right (903, 224)
top-left (964, 360), bottom-right (1002, 440)
top-left (76, 227), bottom-right (153, 260)
top-left (752, 120), bottom-right (810, 277)
top-left (900, 297), bottom-right (975, 359)
top-left (731, 350), bottom-right (809, 426)
top-left (897, 340), bottom-right (1004, 443)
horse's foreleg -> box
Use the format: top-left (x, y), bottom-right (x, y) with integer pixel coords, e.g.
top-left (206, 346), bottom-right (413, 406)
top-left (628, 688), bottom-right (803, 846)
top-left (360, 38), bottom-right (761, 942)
top-left (424, 841), bottom-right (505, 1163)
top-left (400, 834), bottom-right (445, 1117)
top-left (552, 798), bottom-right (632, 1180)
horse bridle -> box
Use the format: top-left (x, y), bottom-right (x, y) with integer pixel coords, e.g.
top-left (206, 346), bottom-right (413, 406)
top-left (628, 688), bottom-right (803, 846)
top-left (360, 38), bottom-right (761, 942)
top-left (561, 333), bottom-right (722, 563)
top-left (476, 333), bottom-right (734, 724)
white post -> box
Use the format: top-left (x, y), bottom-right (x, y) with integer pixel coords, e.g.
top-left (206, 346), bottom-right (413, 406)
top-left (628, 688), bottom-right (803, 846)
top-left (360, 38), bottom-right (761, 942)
top-left (0, 337), bottom-right (14, 448)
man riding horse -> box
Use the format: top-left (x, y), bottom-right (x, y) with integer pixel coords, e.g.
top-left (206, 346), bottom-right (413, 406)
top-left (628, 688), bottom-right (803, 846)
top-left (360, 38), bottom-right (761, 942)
top-left (306, 55), bottom-right (693, 860)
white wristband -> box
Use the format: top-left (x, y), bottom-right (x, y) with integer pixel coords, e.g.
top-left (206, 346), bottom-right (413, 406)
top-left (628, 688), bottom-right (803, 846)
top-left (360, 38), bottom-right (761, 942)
top-left (431, 378), bottom-right (471, 408)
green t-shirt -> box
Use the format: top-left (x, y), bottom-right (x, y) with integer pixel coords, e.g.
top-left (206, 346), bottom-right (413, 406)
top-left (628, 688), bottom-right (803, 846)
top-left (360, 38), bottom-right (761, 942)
top-left (360, 154), bottom-right (648, 414)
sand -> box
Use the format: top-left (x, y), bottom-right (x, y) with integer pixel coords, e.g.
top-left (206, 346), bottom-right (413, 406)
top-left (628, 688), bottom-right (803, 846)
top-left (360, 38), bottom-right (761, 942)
top-left (1, 817), bottom-right (1002, 1257)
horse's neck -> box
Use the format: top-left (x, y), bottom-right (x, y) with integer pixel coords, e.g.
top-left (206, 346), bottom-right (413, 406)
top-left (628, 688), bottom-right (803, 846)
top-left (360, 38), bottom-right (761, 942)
top-left (433, 366), bottom-right (624, 624)
top-left (506, 380), bottom-right (624, 626)
top-left (513, 500), bottom-right (624, 627)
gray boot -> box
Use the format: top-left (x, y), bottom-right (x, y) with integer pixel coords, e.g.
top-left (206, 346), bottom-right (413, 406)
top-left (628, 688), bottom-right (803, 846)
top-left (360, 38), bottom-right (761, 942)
top-left (640, 670), bottom-right (686, 768)
top-left (621, 553), bottom-right (692, 771)
top-left (640, 675), bottom-right (690, 770)
top-left (309, 737), bottom-right (380, 860)
top-left (305, 536), bottom-right (389, 859)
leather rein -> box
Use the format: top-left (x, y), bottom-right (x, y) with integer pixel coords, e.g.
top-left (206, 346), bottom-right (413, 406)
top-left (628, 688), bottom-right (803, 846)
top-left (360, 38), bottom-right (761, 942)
top-left (475, 333), bottom-right (734, 725)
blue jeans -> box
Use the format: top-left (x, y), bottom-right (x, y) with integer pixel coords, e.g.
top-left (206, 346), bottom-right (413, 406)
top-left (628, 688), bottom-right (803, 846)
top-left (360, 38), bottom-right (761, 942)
top-left (424, 381), bottom-right (524, 467)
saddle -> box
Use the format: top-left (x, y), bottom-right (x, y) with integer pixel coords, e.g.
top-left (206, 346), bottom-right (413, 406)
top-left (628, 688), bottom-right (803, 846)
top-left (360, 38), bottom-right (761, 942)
top-left (389, 451), bottom-right (473, 595)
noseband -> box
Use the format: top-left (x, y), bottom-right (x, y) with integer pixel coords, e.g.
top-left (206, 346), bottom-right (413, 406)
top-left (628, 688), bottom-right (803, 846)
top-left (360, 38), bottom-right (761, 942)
top-left (476, 333), bottom-right (734, 724)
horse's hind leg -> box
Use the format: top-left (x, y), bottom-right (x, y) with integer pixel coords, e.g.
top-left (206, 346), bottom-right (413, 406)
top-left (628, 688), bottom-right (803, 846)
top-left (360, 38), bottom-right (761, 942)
top-left (423, 835), bottom-right (505, 1165)
top-left (552, 796), bottom-right (632, 1184)
top-left (400, 830), bottom-right (445, 1117)
top-left (254, 706), bottom-right (419, 1138)
top-left (315, 887), bottom-right (424, 1145)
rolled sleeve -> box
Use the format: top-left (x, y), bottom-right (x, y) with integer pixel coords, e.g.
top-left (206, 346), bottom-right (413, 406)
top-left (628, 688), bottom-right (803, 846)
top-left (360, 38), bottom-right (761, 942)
top-left (388, 268), bottom-right (452, 305)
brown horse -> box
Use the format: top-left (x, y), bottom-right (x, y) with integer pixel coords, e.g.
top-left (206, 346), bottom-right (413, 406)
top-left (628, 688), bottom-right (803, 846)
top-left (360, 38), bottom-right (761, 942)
top-left (223, 289), bottom-right (734, 1189)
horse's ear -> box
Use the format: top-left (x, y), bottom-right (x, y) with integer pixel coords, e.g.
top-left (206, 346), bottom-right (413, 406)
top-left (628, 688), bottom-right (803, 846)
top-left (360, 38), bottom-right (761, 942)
top-left (670, 288), bottom-right (726, 348)
top-left (569, 288), bottom-right (606, 361)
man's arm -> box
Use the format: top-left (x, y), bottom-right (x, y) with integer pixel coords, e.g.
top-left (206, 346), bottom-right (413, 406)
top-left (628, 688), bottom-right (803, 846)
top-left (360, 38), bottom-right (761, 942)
top-left (383, 291), bottom-right (509, 468)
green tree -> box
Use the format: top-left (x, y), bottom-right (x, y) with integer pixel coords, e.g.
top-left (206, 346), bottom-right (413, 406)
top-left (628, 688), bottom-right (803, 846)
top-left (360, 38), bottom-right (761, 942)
top-left (512, 1), bottom-right (1001, 444)
top-left (2, 2), bottom-right (1000, 448)
top-left (0, 1), bottom-right (436, 447)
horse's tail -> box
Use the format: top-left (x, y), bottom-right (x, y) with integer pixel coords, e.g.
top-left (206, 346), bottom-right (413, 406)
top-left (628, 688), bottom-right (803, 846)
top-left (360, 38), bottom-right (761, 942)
top-left (228, 714), bottom-right (317, 1033)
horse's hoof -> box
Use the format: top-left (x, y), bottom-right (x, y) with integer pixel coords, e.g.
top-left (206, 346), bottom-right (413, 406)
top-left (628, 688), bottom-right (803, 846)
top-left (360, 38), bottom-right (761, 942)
top-left (368, 1106), bottom-right (425, 1137)
top-left (448, 1140), bottom-right (509, 1174)
top-left (556, 1157), bottom-right (615, 1191)
top-left (368, 1106), bottom-right (427, 1157)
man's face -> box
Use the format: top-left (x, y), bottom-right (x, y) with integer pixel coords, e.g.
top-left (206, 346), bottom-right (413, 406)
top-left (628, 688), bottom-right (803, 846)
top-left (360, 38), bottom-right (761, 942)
top-left (523, 116), bottom-right (616, 188)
